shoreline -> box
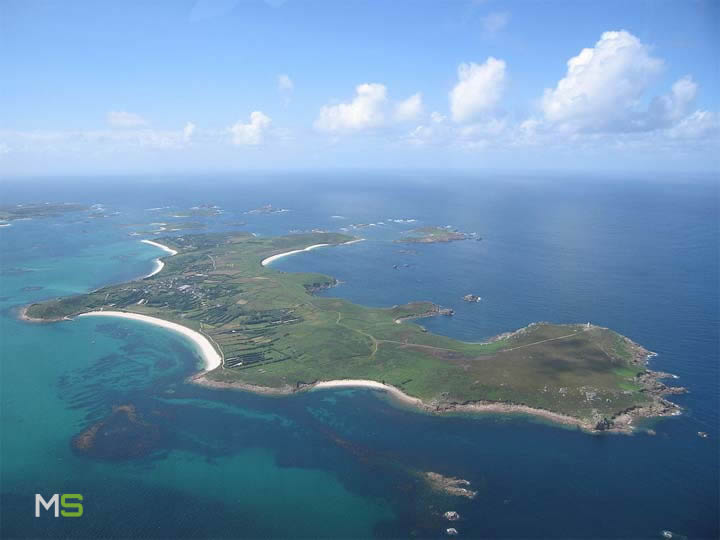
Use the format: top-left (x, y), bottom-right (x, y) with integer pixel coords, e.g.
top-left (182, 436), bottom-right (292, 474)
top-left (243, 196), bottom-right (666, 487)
top-left (18, 304), bottom-right (70, 323)
top-left (140, 239), bottom-right (177, 278)
top-left (17, 230), bottom-right (681, 434)
top-left (261, 239), bottom-right (364, 267)
top-left (140, 239), bottom-right (178, 255)
top-left (261, 244), bottom-right (330, 266)
top-left (192, 375), bottom-right (602, 431)
top-left (78, 311), bottom-right (222, 371)
top-left (144, 259), bottom-right (165, 278)
top-left (20, 294), bottom-right (681, 434)
top-left (193, 340), bottom-right (685, 434)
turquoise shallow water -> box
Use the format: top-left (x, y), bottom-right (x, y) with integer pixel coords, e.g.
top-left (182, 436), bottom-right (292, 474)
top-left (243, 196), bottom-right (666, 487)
top-left (1, 175), bottom-right (718, 539)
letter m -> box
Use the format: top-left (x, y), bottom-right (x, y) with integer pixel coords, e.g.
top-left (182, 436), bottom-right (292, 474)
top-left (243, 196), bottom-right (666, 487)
top-left (35, 494), bottom-right (59, 517)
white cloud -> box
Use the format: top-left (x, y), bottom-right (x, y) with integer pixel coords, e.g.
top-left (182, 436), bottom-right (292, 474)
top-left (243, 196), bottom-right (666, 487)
top-left (315, 83), bottom-right (387, 132)
top-left (229, 111), bottom-right (272, 145)
top-left (450, 57), bottom-right (506, 123)
top-left (481, 12), bottom-right (509, 36)
top-left (541, 30), bottom-right (663, 132)
top-left (183, 122), bottom-right (196, 141)
top-left (278, 74), bottom-right (294, 93)
top-left (107, 111), bottom-right (148, 128)
top-left (394, 93), bottom-right (423, 122)
top-left (645, 76), bottom-right (697, 129)
top-left (666, 110), bottom-right (719, 139)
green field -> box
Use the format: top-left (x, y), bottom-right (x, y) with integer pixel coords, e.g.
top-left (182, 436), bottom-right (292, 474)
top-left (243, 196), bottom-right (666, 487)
top-left (26, 231), bottom-right (661, 427)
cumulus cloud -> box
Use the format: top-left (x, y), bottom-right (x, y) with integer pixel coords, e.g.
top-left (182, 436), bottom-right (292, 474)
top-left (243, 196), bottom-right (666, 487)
top-left (450, 57), bottom-right (506, 123)
top-left (107, 111), bottom-right (148, 128)
top-left (481, 12), bottom-right (509, 36)
top-left (394, 93), bottom-right (423, 122)
top-left (666, 110), bottom-right (719, 139)
top-left (229, 111), bottom-right (272, 145)
top-left (645, 76), bottom-right (697, 129)
top-left (541, 30), bottom-right (663, 132)
top-left (315, 83), bottom-right (387, 132)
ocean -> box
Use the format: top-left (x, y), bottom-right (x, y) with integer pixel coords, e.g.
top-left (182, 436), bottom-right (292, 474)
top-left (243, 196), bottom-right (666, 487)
top-left (1, 173), bottom-right (717, 539)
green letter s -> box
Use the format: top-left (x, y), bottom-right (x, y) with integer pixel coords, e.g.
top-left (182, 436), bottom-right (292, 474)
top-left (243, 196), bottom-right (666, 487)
top-left (60, 494), bottom-right (83, 517)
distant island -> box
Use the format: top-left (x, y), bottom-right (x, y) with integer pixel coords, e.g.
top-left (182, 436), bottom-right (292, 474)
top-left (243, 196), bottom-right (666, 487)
top-left (245, 204), bottom-right (289, 215)
top-left (0, 202), bottom-right (89, 222)
top-left (397, 226), bottom-right (480, 243)
top-left (21, 231), bottom-right (684, 433)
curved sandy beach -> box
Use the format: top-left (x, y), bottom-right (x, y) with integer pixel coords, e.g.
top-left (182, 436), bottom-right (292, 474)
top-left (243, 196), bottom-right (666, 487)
top-left (140, 239), bottom-right (178, 278)
top-left (78, 311), bottom-right (222, 371)
top-left (141, 239), bottom-right (178, 255)
top-left (144, 259), bottom-right (165, 278)
top-left (312, 379), bottom-right (424, 406)
top-left (194, 375), bottom-right (595, 430)
top-left (261, 239), bottom-right (365, 267)
top-left (261, 244), bottom-right (330, 266)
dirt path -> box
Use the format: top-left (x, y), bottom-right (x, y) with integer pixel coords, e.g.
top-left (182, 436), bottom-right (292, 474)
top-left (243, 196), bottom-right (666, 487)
top-left (497, 329), bottom-right (584, 353)
top-left (335, 312), bottom-right (379, 359)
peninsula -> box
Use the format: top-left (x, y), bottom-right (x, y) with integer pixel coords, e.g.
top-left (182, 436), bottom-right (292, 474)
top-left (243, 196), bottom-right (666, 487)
top-left (22, 231), bottom-right (683, 432)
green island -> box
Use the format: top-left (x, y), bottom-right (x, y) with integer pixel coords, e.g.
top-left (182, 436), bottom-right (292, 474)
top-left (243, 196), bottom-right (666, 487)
top-left (22, 231), bottom-right (684, 433)
top-left (398, 226), bottom-right (479, 243)
top-left (0, 202), bottom-right (89, 221)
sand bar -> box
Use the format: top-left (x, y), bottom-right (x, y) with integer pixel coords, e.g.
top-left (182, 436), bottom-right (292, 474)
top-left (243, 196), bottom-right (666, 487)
top-left (78, 311), bottom-right (222, 371)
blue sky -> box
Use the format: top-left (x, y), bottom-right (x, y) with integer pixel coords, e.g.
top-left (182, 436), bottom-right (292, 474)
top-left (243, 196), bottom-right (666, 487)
top-left (1, 0), bottom-right (718, 175)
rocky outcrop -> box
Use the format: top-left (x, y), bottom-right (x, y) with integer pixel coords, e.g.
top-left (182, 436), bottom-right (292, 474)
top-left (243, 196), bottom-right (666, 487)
top-left (424, 472), bottom-right (477, 499)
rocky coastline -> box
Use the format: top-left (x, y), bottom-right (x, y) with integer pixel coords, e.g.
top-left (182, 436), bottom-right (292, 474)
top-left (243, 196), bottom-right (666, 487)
top-left (193, 336), bottom-right (686, 435)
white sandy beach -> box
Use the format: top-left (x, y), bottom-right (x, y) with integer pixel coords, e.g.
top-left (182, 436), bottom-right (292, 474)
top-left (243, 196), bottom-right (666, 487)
top-left (141, 239), bottom-right (178, 255)
top-left (261, 239), bottom-right (365, 267)
top-left (78, 311), bottom-right (222, 371)
top-left (261, 244), bottom-right (330, 266)
top-left (140, 239), bottom-right (178, 278)
top-left (144, 259), bottom-right (165, 278)
top-left (312, 379), bottom-right (424, 406)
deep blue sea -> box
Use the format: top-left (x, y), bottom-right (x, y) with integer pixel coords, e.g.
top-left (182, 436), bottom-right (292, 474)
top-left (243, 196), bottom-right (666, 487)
top-left (1, 173), bottom-right (718, 539)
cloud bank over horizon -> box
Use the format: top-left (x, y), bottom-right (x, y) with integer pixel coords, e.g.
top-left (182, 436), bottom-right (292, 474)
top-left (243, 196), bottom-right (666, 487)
top-left (2, 0), bottom-right (717, 176)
